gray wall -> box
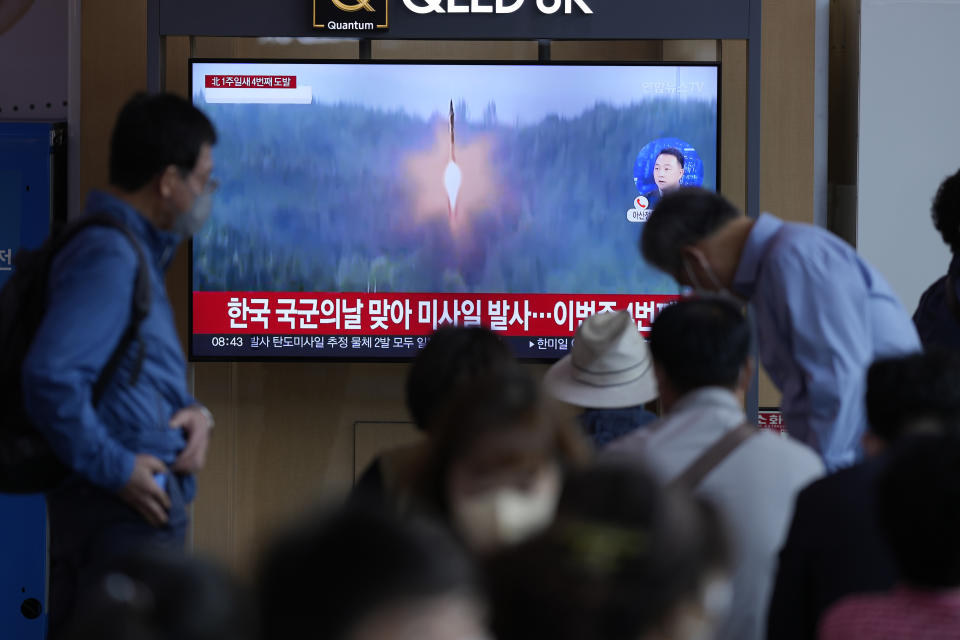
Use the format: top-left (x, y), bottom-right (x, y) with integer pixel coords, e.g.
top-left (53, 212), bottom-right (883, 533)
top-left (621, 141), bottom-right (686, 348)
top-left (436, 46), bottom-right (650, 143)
top-left (858, 0), bottom-right (960, 313)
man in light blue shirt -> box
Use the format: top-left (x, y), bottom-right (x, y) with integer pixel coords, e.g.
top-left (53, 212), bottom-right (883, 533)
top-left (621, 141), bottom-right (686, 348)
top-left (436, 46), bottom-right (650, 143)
top-left (640, 188), bottom-right (920, 470)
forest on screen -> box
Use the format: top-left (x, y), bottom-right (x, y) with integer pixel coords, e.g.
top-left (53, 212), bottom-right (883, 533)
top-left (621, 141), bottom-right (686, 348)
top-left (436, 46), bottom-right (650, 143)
top-left (192, 98), bottom-right (716, 294)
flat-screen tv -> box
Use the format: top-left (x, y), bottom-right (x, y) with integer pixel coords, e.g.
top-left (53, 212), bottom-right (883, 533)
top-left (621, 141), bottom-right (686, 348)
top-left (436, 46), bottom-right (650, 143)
top-left (189, 60), bottom-right (718, 360)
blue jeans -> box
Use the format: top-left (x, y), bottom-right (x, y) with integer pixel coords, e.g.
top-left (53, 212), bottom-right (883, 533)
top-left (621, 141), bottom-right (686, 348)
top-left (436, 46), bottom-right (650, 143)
top-left (45, 472), bottom-right (188, 639)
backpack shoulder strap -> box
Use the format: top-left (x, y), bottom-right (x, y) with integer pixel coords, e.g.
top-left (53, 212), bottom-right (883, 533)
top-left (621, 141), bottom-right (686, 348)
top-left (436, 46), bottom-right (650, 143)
top-left (669, 422), bottom-right (756, 491)
top-left (47, 213), bottom-right (130, 257)
top-left (55, 214), bottom-right (152, 403)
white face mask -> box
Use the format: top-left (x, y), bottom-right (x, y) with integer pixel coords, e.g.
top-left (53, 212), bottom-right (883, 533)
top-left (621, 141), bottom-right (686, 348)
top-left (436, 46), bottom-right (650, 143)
top-left (670, 575), bottom-right (734, 640)
top-left (451, 466), bottom-right (561, 553)
top-left (701, 575), bottom-right (734, 622)
top-left (172, 190), bottom-right (213, 238)
top-left (681, 254), bottom-right (730, 297)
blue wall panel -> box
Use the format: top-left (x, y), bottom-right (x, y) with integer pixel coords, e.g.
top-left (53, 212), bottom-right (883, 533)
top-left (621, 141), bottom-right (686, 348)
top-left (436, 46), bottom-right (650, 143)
top-left (0, 121), bottom-right (56, 640)
top-left (0, 495), bottom-right (47, 639)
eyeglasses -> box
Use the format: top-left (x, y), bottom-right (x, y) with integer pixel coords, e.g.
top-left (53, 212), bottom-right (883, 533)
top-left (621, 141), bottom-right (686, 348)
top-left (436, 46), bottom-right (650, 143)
top-left (178, 167), bottom-right (219, 195)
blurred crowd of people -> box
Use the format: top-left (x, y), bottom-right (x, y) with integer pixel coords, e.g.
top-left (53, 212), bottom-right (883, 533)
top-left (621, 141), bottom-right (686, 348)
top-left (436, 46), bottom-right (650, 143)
top-left (58, 302), bottom-right (960, 640)
top-left (15, 93), bottom-right (960, 640)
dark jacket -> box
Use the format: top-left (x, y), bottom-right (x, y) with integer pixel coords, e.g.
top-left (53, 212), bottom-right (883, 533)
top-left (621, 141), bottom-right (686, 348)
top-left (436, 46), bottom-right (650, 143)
top-left (766, 456), bottom-right (897, 640)
top-left (914, 255), bottom-right (960, 350)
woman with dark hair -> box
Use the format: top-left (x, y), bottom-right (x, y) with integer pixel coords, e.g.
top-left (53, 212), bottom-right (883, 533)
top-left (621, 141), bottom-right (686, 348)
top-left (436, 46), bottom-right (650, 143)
top-left (412, 367), bottom-right (591, 554)
top-left (258, 504), bottom-right (490, 640)
top-left (353, 326), bottom-right (517, 507)
top-left (486, 464), bottom-right (732, 640)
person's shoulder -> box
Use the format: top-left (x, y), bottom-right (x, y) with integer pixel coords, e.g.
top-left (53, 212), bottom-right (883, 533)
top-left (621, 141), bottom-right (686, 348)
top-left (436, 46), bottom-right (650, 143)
top-left (601, 417), bottom-right (671, 469)
top-left (752, 430), bottom-right (823, 465)
top-left (769, 220), bottom-right (854, 266)
top-left (915, 274), bottom-right (948, 314)
top-left (735, 432), bottom-right (823, 490)
top-left (601, 429), bottom-right (674, 484)
top-left (919, 272), bottom-right (948, 298)
top-left (602, 422), bottom-right (654, 456)
top-left (775, 218), bottom-right (836, 242)
top-left (55, 221), bottom-right (140, 271)
top-left (913, 273), bottom-right (960, 348)
top-left (796, 457), bottom-right (882, 512)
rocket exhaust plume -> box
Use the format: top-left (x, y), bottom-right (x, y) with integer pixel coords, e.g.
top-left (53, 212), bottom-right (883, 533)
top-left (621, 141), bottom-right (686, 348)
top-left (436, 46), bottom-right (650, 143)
top-left (444, 100), bottom-right (462, 218)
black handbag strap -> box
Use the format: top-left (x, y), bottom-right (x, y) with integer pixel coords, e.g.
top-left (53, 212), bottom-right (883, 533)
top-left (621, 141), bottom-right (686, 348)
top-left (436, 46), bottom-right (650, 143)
top-left (669, 422), bottom-right (756, 491)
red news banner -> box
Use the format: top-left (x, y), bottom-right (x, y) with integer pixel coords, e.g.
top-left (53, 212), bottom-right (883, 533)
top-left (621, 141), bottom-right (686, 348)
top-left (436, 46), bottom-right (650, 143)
top-left (204, 75), bottom-right (297, 89)
top-left (193, 292), bottom-right (680, 337)
top-left (758, 409), bottom-right (786, 435)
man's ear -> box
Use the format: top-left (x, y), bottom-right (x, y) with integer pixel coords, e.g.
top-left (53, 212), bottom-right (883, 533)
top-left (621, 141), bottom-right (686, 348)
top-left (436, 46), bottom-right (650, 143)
top-left (681, 245), bottom-right (706, 267)
top-left (653, 360), bottom-right (677, 411)
top-left (678, 245), bottom-right (706, 285)
top-left (653, 360), bottom-right (667, 389)
top-left (157, 165), bottom-right (179, 199)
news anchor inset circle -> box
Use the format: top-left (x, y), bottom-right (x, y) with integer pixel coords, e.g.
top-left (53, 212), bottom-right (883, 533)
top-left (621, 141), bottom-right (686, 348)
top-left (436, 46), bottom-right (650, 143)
top-left (633, 137), bottom-right (705, 196)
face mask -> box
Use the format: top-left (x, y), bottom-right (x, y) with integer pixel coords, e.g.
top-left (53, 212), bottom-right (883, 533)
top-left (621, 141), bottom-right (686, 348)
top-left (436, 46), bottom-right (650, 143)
top-left (701, 575), bottom-right (734, 621)
top-left (668, 576), bottom-right (733, 640)
top-left (172, 190), bottom-right (213, 238)
top-left (681, 254), bottom-right (729, 296)
top-left (451, 466), bottom-right (561, 553)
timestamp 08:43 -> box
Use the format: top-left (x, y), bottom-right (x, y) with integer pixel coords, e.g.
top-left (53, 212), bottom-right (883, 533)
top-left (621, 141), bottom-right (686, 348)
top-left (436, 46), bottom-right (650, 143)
top-left (210, 336), bottom-right (244, 348)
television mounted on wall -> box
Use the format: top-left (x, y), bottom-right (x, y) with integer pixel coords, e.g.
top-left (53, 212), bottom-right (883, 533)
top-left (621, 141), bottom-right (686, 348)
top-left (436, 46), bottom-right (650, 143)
top-left (189, 59), bottom-right (719, 360)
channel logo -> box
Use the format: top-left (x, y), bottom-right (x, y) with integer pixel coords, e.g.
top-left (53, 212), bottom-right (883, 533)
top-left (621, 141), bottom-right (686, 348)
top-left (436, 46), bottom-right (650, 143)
top-left (401, 0), bottom-right (593, 13)
top-left (314, 0), bottom-right (389, 31)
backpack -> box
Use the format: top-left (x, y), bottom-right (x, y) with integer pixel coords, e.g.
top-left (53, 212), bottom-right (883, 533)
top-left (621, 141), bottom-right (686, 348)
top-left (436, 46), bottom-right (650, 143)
top-left (0, 213), bottom-right (151, 493)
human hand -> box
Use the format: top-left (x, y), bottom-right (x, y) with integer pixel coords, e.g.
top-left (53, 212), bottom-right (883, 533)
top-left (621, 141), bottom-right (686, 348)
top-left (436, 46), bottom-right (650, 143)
top-left (118, 454), bottom-right (170, 527)
top-left (170, 405), bottom-right (214, 474)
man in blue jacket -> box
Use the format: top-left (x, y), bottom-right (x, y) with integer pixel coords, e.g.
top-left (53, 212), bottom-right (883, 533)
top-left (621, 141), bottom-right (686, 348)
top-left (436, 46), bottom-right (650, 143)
top-left (21, 93), bottom-right (217, 636)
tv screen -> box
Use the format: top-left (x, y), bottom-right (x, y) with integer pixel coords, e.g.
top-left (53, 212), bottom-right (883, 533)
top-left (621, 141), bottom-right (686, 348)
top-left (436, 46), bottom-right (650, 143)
top-left (189, 60), bottom-right (718, 360)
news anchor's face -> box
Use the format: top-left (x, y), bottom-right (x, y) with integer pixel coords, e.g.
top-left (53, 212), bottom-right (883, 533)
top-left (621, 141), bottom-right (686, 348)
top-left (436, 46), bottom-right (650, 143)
top-left (653, 153), bottom-right (684, 192)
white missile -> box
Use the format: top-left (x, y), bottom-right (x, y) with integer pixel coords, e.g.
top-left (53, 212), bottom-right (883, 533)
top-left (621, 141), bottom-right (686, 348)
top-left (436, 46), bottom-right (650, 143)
top-left (445, 100), bottom-right (462, 218)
